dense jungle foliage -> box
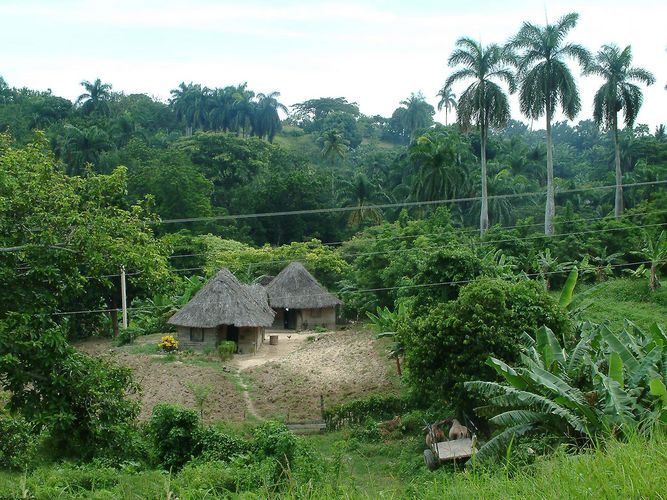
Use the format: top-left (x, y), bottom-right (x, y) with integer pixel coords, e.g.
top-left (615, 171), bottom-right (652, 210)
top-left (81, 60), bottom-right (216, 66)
top-left (1, 9), bottom-right (666, 498)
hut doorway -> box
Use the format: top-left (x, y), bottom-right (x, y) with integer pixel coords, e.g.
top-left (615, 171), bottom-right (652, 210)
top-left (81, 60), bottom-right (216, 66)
top-left (283, 309), bottom-right (297, 330)
top-left (227, 325), bottom-right (239, 343)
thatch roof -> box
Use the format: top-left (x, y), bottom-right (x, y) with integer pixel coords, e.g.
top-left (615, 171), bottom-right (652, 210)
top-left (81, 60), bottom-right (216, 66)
top-left (265, 262), bottom-right (342, 309)
top-left (168, 268), bottom-right (275, 328)
top-left (253, 275), bottom-right (275, 286)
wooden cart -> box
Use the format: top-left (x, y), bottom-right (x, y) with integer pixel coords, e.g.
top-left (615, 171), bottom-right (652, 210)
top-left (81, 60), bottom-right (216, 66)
top-left (423, 436), bottom-right (476, 470)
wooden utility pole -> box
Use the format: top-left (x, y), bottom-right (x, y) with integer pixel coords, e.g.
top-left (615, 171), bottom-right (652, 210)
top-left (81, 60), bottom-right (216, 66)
top-left (120, 266), bottom-right (128, 329)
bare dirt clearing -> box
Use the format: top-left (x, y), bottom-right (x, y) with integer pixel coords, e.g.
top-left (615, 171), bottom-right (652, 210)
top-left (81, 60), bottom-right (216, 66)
top-left (75, 329), bottom-right (398, 423)
top-left (75, 336), bottom-right (246, 422)
top-left (243, 330), bottom-right (399, 421)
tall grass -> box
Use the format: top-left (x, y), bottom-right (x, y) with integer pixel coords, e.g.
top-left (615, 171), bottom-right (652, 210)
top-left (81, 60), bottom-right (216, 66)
top-left (1, 432), bottom-right (664, 499)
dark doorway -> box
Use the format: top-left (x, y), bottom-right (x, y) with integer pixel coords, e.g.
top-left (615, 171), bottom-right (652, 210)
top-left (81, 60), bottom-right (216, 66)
top-left (227, 325), bottom-right (239, 344)
top-left (283, 309), bottom-right (297, 330)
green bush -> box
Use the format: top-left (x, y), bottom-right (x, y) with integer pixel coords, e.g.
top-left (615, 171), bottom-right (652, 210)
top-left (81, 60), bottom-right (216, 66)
top-left (114, 324), bottom-right (144, 346)
top-left (350, 418), bottom-right (382, 442)
top-left (323, 394), bottom-right (410, 430)
top-left (197, 426), bottom-right (248, 462)
top-left (253, 420), bottom-right (299, 466)
top-left (400, 277), bottom-right (572, 404)
top-left (148, 403), bottom-right (201, 470)
top-left (218, 340), bottom-right (236, 360)
top-left (175, 456), bottom-right (277, 495)
top-left (0, 411), bottom-right (35, 470)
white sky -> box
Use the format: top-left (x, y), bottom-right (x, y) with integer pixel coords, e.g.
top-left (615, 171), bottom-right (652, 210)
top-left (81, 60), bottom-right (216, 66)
top-left (1, 0), bottom-right (665, 129)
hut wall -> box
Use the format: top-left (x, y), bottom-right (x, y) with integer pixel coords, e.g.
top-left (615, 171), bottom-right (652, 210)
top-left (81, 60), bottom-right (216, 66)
top-left (238, 326), bottom-right (263, 354)
top-left (176, 326), bottom-right (219, 350)
top-left (296, 307), bottom-right (336, 330)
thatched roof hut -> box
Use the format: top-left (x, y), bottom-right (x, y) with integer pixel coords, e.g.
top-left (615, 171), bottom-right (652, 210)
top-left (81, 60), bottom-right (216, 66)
top-left (265, 262), bottom-right (342, 309)
top-left (168, 268), bottom-right (275, 328)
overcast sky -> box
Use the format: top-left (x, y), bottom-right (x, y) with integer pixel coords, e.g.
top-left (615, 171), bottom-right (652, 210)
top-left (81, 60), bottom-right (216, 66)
top-left (1, 0), bottom-right (665, 129)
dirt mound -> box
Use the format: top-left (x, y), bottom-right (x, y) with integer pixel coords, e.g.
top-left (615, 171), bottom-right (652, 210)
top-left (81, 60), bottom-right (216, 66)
top-left (244, 331), bottom-right (398, 421)
top-left (117, 353), bottom-right (246, 422)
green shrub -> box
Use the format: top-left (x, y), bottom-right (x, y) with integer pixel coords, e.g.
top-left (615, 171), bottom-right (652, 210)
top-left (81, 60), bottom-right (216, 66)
top-left (197, 426), bottom-right (248, 462)
top-left (175, 456), bottom-right (277, 494)
top-left (218, 340), bottom-right (236, 360)
top-left (350, 418), bottom-right (382, 442)
top-left (253, 420), bottom-right (299, 466)
top-left (323, 394), bottom-right (410, 430)
top-left (400, 277), bottom-right (572, 404)
top-left (148, 403), bottom-right (201, 470)
top-left (0, 411), bottom-right (35, 470)
top-left (114, 324), bottom-right (144, 346)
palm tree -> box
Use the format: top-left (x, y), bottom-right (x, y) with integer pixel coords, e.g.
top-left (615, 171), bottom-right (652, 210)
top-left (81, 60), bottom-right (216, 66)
top-left (76, 78), bottom-right (112, 115)
top-left (436, 86), bottom-right (457, 126)
top-left (230, 83), bottom-right (255, 137)
top-left (344, 174), bottom-right (383, 228)
top-left (444, 37), bottom-right (515, 235)
top-left (408, 131), bottom-right (471, 203)
top-left (399, 92), bottom-right (435, 140)
top-left (586, 44), bottom-right (655, 218)
top-left (253, 91), bottom-right (288, 142)
top-left (319, 129), bottom-right (348, 165)
top-left (508, 12), bottom-right (591, 236)
top-left (170, 82), bottom-right (204, 136)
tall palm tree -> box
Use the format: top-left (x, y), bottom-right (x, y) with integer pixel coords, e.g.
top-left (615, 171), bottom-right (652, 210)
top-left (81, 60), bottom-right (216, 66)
top-left (586, 44), bottom-right (655, 218)
top-left (436, 86), bottom-right (457, 126)
top-left (76, 78), bottom-right (112, 115)
top-left (399, 92), bottom-right (435, 140)
top-left (444, 37), bottom-right (515, 235)
top-left (344, 174), bottom-right (383, 228)
top-left (170, 82), bottom-right (206, 136)
top-left (253, 91), bottom-right (288, 142)
top-left (319, 129), bottom-right (348, 164)
top-left (230, 83), bottom-right (255, 137)
top-left (408, 131), bottom-right (471, 203)
top-left (320, 129), bottom-right (349, 200)
top-left (508, 12), bottom-right (591, 235)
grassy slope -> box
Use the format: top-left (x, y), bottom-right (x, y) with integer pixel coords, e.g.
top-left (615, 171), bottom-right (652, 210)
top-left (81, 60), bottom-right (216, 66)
top-left (0, 433), bottom-right (664, 498)
top-left (578, 277), bottom-right (667, 330)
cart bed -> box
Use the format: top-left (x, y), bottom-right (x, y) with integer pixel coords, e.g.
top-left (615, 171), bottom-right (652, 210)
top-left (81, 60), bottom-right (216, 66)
top-left (433, 438), bottom-right (474, 461)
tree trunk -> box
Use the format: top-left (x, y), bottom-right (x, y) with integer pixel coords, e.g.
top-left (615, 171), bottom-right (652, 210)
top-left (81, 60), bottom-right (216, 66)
top-left (395, 356), bottom-right (402, 376)
top-left (650, 264), bottom-right (658, 291)
top-left (445, 107), bottom-right (448, 127)
top-left (545, 110), bottom-right (555, 236)
top-left (614, 117), bottom-right (623, 219)
top-left (480, 125), bottom-right (489, 236)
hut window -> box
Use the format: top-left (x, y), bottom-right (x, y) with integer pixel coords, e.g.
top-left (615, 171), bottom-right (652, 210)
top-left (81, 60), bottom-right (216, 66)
top-left (190, 328), bottom-right (204, 342)
top-left (311, 309), bottom-right (322, 318)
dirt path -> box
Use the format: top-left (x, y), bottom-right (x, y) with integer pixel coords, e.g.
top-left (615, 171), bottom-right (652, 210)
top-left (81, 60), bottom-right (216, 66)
top-left (233, 368), bottom-right (264, 421)
top-left (74, 329), bottom-right (399, 423)
top-left (229, 330), bottom-right (316, 370)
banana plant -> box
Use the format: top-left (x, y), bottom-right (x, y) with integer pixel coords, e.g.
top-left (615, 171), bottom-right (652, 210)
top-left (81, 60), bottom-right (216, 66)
top-left (465, 321), bottom-right (667, 463)
top-left (367, 303), bottom-right (408, 376)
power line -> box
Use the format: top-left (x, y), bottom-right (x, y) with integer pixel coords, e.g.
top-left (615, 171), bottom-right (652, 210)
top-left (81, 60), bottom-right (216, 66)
top-left (13, 220), bottom-right (667, 281)
top-left (167, 221), bottom-right (667, 274)
top-left (162, 208), bottom-right (667, 261)
top-left (46, 260), bottom-right (652, 317)
top-left (153, 179), bottom-right (667, 225)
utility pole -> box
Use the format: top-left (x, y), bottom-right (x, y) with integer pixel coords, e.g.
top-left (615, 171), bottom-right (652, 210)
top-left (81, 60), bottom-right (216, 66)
top-left (120, 265), bottom-right (128, 329)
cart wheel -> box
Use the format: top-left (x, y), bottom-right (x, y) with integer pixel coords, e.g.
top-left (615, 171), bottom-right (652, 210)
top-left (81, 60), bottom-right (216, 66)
top-left (423, 449), bottom-right (438, 471)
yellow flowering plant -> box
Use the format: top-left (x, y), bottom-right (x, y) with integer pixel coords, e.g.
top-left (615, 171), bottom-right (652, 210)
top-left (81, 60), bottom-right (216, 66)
top-left (158, 335), bottom-right (178, 353)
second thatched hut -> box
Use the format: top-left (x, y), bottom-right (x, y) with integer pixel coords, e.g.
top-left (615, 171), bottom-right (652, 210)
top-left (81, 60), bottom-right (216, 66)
top-left (264, 261), bottom-right (342, 330)
top-left (168, 268), bottom-right (275, 353)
